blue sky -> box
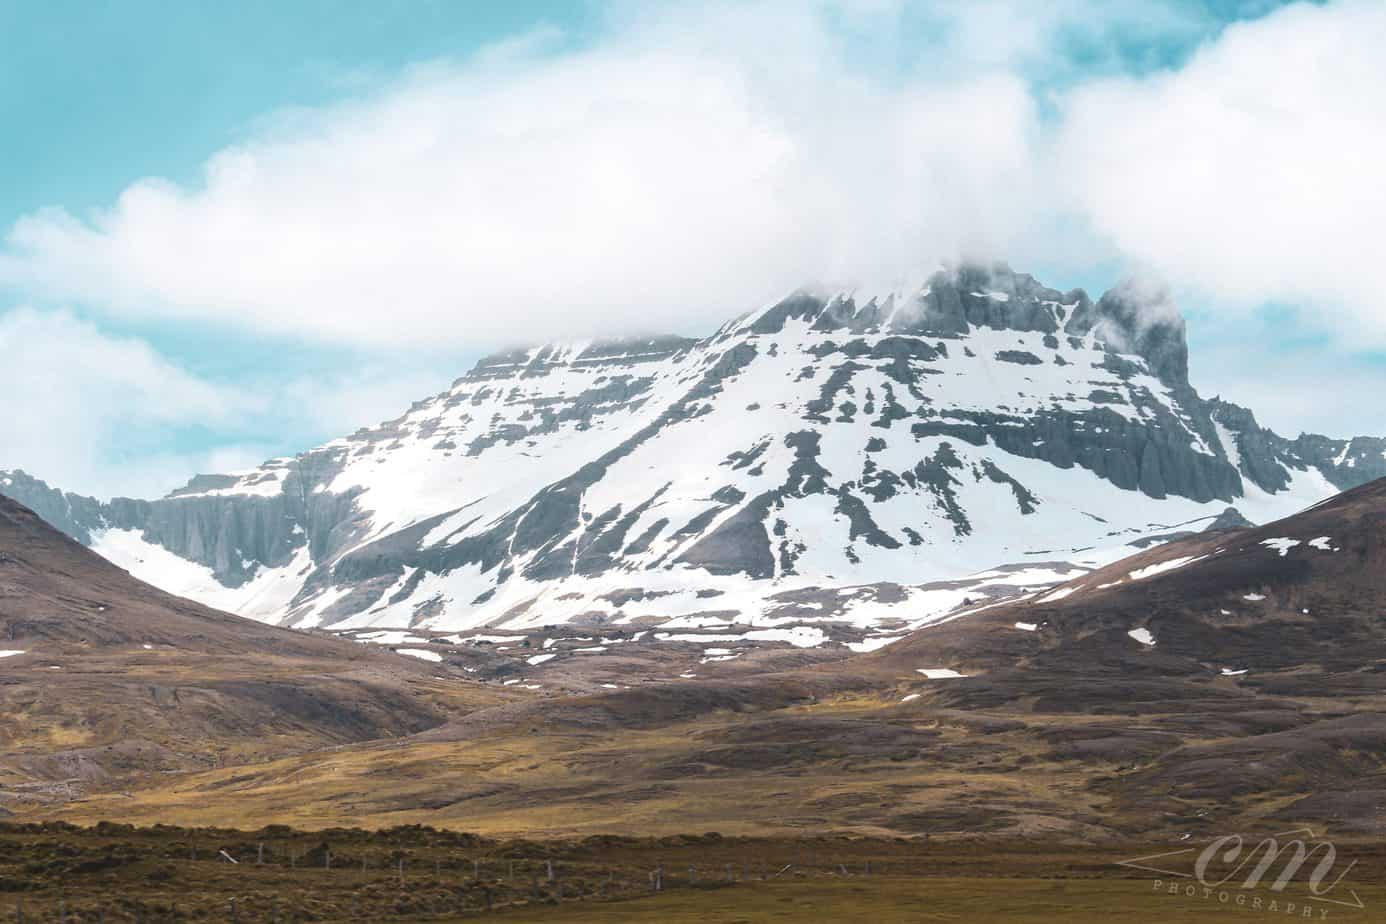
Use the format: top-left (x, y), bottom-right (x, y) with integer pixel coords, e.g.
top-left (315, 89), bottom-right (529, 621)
top-left (0, 1), bottom-right (594, 482)
top-left (2, 0), bottom-right (1383, 498)
top-left (0, 1), bottom-right (596, 492)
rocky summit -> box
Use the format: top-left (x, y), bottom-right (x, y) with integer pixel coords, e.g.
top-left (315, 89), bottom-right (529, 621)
top-left (5, 263), bottom-right (1385, 648)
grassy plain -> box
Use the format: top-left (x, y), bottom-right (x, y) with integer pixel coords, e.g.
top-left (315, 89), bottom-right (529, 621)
top-left (2, 823), bottom-right (1382, 922)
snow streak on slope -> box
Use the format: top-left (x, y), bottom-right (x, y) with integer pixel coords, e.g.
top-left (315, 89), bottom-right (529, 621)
top-left (6, 264), bottom-right (1381, 649)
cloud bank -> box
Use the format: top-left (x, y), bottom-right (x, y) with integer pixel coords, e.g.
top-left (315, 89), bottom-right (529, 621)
top-left (1, 9), bottom-right (1046, 347)
top-left (13, 1), bottom-right (1381, 351)
top-left (1057, 0), bottom-right (1386, 331)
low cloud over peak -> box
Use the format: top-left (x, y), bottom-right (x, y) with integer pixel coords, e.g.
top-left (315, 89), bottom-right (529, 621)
top-left (11, 1), bottom-right (1353, 351)
top-left (7, 2), bottom-right (1382, 353)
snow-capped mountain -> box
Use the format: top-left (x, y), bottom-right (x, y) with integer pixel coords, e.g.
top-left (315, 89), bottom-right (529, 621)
top-left (6, 263), bottom-right (1385, 645)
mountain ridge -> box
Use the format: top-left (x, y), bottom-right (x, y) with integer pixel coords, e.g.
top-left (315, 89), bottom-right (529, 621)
top-left (4, 262), bottom-right (1384, 642)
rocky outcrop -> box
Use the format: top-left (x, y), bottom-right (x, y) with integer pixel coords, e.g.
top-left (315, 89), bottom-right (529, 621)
top-left (0, 454), bottom-right (365, 590)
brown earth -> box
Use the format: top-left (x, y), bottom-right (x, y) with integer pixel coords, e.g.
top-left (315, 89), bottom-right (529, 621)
top-left (10, 480), bottom-right (1386, 843)
top-left (0, 495), bottom-right (516, 812)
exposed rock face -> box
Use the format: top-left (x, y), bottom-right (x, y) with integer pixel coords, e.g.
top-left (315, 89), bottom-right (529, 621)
top-left (0, 470), bottom-right (141, 545)
top-left (3, 263), bottom-right (1383, 634)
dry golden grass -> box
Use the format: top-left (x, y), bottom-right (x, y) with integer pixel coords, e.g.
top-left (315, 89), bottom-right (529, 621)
top-left (44, 695), bottom-right (1109, 840)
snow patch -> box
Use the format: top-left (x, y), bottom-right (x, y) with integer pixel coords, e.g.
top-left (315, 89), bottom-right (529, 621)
top-left (846, 635), bottom-right (906, 653)
top-left (355, 630), bottom-right (427, 645)
top-left (1260, 538), bottom-right (1302, 557)
top-left (1129, 555), bottom-right (1205, 581)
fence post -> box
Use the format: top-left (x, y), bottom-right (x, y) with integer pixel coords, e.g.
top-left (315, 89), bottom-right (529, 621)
top-left (473, 858), bottom-right (479, 880)
top-left (229, 898), bottom-right (238, 924)
top-left (257, 843), bottom-right (264, 865)
top-left (398, 856), bottom-right (405, 887)
top-left (546, 859), bottom-right (554, 882)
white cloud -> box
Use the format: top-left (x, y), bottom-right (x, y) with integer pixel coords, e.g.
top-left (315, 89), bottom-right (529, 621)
top-left (0, 1), bottom-right (1064, 349)
top-left (0, 308), bottom-right (247, 497)
top-left (10, 3), bottom-right (1379, 355)
top-left (1057, 0), bottom-right (1386, 341)
top-left (18, 2), bottom-right (1371, 354)
top-left (0, 307), bottom-right (459, 498)
top-left (270, 364), bottom-right (460, 444)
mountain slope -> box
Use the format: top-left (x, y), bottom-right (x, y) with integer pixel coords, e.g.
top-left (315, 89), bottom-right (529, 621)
top-left (42, 478), bottom-right (1386, 838)
top-left (879, 473), bottom-right (1386, 676)
top-left (0, 494), bottom-right (510, 812)
top-left (857, 475), bottom-right (1386, 832)
top-left (4, 263), bottom-right (1383, 644)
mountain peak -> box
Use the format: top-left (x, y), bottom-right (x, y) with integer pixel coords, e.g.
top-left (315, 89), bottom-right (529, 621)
top-left (1083, 277), bottom-right (1189, 385)
top-left (738, 262), bottom-right (1190, 387)
top-left (4, 261), bottom-right (1381, 640)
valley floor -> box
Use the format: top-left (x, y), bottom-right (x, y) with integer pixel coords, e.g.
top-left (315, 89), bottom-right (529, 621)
top-left (2, 823), bottom-right (1381, 922)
